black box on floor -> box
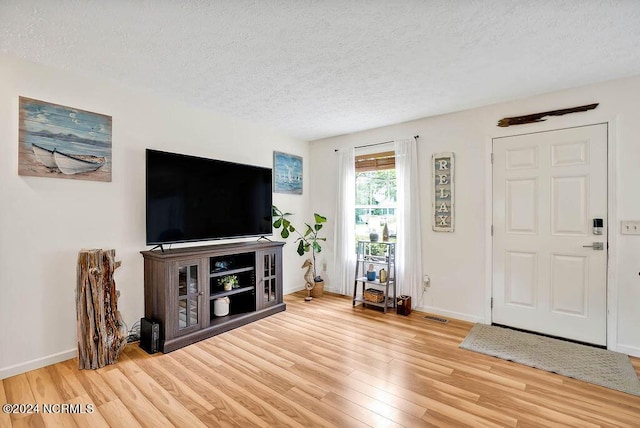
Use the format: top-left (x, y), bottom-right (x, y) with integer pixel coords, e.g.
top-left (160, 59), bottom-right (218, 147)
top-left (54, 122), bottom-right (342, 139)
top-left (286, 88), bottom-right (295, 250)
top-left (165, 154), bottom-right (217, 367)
top-left (140, 317), bottom-right (160, 354)
top-left (397, 295), bottom-right (412, 316)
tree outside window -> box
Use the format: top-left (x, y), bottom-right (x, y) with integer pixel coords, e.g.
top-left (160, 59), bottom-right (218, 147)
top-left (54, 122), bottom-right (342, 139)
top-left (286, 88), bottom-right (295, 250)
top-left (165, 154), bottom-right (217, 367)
top-left (355, 169), bottom-right (396, 253)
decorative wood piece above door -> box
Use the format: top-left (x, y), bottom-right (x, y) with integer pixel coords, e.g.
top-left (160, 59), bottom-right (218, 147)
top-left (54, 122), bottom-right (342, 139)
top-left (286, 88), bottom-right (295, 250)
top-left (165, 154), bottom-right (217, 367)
top-left (497, 103), bottom-right (598, 127)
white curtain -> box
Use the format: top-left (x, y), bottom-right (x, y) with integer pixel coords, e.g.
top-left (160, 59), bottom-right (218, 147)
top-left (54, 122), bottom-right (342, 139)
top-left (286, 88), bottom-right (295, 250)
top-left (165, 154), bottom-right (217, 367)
top-left (333, 148), bottom-right (356, 295)
top-left (395, 138), bottom-right (423, 307)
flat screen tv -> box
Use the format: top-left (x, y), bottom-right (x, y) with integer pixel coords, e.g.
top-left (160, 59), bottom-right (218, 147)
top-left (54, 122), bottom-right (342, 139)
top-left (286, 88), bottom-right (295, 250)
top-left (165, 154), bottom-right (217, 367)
top-left (146, 149), bottom-right (272, 245)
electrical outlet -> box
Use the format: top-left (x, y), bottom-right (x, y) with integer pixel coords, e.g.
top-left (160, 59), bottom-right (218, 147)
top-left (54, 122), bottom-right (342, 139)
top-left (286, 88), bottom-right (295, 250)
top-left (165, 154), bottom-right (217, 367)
top-left (621, 221), bottom-right (640, 235)
top-left (423, 275), bottom-right (430, 290)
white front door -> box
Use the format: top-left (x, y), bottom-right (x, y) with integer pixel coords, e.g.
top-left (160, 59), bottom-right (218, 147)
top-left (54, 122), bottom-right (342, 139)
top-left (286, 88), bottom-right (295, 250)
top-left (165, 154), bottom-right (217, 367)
top-left (492, 124), bottom-right (608, 346)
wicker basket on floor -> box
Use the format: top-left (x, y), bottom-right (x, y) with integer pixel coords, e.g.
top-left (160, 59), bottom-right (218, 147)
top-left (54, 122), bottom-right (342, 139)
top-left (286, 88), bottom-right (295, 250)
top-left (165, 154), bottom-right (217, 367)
top-left (310, 280), bottom-right (324, 298)
top-left (364, 288), bottom-right (384, 303)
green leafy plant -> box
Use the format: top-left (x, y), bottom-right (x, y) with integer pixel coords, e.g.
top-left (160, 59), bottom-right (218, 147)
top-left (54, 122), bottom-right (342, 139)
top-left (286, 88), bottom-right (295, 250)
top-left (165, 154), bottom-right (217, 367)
top-left (272, 205), bottom-right (327, 281)
top-left (219, 274), bottom-right (239, 288)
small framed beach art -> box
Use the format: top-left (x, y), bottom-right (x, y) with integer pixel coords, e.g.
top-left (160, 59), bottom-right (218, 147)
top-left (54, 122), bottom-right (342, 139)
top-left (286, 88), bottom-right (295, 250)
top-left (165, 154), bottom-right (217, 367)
top-left (273, 151), bottom-right (303, 194)
top-left (18, 97), bottom-right (112, 182)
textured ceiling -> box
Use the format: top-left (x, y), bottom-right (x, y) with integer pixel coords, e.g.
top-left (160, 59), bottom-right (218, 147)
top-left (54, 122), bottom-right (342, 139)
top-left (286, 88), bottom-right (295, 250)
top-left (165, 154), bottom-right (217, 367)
top-left (2, 1), bottom-right (640, 141)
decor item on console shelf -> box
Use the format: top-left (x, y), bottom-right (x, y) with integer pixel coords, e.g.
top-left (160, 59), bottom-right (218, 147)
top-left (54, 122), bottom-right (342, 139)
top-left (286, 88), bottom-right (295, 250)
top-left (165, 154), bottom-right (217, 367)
top-left (272, 205), bottom-right (327, 298)
top-left (220, 274), bottom-right (239, 291)
top-left (213, 296), bottom-right (231, 316)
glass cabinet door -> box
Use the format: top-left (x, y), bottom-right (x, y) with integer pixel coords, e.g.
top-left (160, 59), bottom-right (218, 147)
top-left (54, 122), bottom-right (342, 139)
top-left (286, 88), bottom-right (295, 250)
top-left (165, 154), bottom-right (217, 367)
top-left (260, 250), bottom-right (280, 308)
top-left (176, 262), bottom-right (201, 333)
top-left (263, 252), bottom-right (276, 305)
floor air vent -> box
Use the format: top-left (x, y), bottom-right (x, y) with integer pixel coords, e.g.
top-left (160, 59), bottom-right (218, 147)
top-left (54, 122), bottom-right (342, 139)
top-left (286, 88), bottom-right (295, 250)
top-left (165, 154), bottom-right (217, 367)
top-left (424, 315), bottom-right (448, 324)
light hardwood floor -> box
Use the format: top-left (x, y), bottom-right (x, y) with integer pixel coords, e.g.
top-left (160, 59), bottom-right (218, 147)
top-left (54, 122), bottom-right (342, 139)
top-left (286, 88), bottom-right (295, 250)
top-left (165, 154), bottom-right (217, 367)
top-left (2, 291), bottom-right (640, 427)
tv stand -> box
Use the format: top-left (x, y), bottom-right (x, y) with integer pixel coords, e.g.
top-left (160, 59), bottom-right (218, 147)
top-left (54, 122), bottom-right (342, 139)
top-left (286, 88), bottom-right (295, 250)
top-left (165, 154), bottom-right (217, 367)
top-left (141, 241), bottom-right (285, 352)
top-left (149, 243), bottom-right (165, 253)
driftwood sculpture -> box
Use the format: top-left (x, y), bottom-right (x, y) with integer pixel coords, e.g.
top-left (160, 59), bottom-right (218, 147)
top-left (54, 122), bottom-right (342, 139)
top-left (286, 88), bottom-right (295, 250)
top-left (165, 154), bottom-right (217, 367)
top-left (302, 258), bottom-right (315, 301)
top-left (76, 249), bottom-right (127, 369)
top-left (497, 103), bottom-right (598, 127)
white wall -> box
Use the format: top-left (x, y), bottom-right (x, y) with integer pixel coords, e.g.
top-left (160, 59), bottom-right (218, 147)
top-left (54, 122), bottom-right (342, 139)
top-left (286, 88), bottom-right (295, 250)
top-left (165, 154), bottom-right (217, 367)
top-left (310, 74), bottom-right (640, 356)
top-left (0, 53), bottom-right (310, 378)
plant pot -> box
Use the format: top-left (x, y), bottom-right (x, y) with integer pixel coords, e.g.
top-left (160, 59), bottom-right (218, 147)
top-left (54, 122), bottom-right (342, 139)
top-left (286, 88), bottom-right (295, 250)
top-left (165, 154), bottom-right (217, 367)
top-left (310, 280), bottom-right (324, 298)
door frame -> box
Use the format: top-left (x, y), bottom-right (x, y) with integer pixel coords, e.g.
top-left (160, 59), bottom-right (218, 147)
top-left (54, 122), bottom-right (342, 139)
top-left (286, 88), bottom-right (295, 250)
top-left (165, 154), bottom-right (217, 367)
top-left (484, 118), bottom-right (618, 351)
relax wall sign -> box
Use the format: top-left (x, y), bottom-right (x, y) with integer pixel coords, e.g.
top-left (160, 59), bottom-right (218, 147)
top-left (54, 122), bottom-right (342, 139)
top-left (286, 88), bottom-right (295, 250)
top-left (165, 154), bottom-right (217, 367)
top-left (432, 152), bottom-right (455, 232)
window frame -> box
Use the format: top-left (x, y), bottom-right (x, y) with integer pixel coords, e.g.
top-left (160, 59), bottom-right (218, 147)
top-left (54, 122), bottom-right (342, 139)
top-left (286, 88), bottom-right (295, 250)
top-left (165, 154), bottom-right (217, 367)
top-left (354, 150), bottom-right (397, 242)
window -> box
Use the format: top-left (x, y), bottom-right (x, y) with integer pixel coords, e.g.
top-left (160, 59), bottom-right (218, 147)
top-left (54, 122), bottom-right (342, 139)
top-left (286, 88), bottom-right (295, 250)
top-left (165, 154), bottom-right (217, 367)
top-left (355, 151), bottom-right (397, 245)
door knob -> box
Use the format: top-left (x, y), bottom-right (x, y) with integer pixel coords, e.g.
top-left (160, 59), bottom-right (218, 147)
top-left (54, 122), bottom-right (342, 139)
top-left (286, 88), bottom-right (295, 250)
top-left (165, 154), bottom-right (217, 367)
top-left (582, 242), bottom-right (604, 250)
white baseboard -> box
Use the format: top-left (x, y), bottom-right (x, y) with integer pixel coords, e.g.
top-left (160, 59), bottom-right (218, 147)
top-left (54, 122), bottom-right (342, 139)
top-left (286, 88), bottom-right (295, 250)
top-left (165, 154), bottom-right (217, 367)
top-left (284, 291), bottom-right (485, 324)
top-left (283, 285), bottom-right (306, 295)
top-left (416, 306), bottom-right (485, 324)
top-left (0, 348), bottom-right (77, 380)
top-left (615, 343), bottom-right (640, 358)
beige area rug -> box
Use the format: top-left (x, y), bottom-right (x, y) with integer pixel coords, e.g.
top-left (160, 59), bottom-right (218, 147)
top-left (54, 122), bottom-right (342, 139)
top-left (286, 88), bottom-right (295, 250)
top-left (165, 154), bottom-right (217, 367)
top-left (460, 324), bottom-right (640, 396)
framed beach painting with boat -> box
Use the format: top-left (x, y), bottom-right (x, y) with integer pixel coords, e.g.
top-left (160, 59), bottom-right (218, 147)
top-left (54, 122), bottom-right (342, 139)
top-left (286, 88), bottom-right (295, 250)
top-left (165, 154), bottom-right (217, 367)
top-left (18, 97), bottom-right (112, 182)
top-left (273, 151), bottom-right (302, 194)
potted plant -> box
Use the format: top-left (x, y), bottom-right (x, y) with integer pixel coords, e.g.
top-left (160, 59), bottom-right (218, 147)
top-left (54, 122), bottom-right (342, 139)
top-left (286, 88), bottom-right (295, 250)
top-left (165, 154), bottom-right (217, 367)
top-left (272, 205), bottom-right (327, 297)
top-left (219, 274), bottom-right (239, 291)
